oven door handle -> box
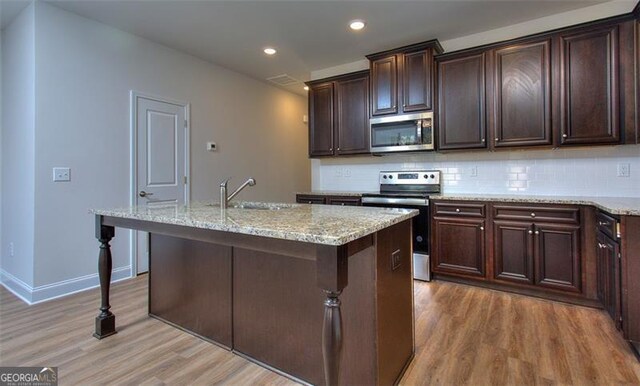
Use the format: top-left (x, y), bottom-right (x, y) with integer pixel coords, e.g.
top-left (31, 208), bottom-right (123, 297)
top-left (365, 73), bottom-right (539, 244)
top-left (362, 197), bottom-right (429, 206)
top-left (416, 120), bottom-right (422, 143)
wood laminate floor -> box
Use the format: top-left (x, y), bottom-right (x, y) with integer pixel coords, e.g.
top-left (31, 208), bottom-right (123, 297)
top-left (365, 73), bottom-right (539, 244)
top-left (1, 276), bottom-right (639, 385)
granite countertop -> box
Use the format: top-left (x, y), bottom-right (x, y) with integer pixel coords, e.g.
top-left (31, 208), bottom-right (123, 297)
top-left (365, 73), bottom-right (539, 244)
top-left (91, 201), bottom-right (418, 246)
top-left (429, 194), bottom-right (640, 216)
top-left (296, 190), bottom-right (640, 216)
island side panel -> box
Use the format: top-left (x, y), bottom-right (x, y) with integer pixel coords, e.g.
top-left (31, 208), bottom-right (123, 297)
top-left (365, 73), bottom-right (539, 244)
top-left (232, 243), bottom-right (377, 386)
top-left (148, 234), bottom-right (233, 348)
top-left (375, 220), bottom-right (414, 385)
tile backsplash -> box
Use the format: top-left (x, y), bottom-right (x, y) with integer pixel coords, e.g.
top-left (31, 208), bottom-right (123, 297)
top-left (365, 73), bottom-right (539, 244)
top-left (312, 145), bottom-right (640, 197)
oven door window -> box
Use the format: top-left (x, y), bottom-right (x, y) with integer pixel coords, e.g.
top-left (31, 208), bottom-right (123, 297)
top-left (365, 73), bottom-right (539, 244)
top-left (371, 120), bottom-right (422, 148)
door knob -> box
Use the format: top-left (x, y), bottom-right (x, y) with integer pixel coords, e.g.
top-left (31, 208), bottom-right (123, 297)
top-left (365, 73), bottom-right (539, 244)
top-left (139, 191), bottom-right (153, 197)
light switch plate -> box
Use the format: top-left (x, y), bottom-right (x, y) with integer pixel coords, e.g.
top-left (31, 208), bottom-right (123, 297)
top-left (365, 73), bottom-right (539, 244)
top-left (53, 167), bottom-right (70, 182)
top-left (470, 166), bottom-right (478, 177)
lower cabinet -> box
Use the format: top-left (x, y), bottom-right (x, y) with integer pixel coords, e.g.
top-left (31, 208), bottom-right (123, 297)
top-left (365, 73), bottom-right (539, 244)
top-left (432, 200), bottom-right (587, 303)
top-left (493, 220), bottom-right (535, 284)
top-left (432, 217), bottom-right (486, 278)
top-left (597, 231), bottom-right (622, 329)
top-left (295, 194), bottom-right (361, 206)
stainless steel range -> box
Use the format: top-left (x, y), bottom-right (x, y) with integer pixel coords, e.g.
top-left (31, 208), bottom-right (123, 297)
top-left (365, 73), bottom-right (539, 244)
top-left (361, 170), bottom-right (441, 281)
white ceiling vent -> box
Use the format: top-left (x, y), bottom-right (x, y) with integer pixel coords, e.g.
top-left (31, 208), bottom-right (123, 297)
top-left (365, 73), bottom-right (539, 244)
top-left (267, 74), bottom-right (300, 86)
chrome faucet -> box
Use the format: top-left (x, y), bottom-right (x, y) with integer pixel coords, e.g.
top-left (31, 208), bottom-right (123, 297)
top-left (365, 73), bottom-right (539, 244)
top-left (220, 177), bottom-right (256, 209)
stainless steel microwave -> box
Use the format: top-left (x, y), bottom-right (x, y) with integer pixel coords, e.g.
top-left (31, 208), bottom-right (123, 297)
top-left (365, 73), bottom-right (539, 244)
top-left (370, 112), bottom-right (434, 154)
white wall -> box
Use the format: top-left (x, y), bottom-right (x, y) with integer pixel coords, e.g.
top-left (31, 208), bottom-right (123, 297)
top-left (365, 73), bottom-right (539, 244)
top-left (314, 146), bottom-right (640, 197)
top-left (1, 3), bottom-right (36, 292)
top-left (1, 2), bottom-right (310, 303)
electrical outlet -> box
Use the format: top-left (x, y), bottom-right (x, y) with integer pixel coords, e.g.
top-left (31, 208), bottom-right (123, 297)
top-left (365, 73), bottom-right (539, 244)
top-left (344, 168), bottom-right (351, 177)
top-left (617, 163), bottom-right (631, 177)
top-left (470, 166), bottom-right (478, 177)
top-left (53, 167), bottom-right (71, 182)
top-left (9, 242), bottom-right (14, 257)
top-left (206, 142), bottom-right (217, 151)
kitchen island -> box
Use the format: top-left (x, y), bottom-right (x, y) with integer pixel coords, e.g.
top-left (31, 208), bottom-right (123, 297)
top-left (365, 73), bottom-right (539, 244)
top-left (91, 202), bottom-right (418, 386)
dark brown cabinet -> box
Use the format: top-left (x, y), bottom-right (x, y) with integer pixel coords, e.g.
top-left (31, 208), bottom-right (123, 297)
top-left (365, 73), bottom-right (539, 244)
top-left (308, 82), bottom-right (334, 157)
top-left (597, 232), bottom-right (621, 329)
top-left (491, 39), bottom-right (552, 147)
top-left (432, 217), bottom-right (486, 278)
top-left (493, 220), bottom-right (535, 284)
top-left (306, 71), bottom-right (369, 158)
top-left (370, 56), bottom-right (398, 116)
top-left (437, 52), bottom-right (487, 150)
top-left (295, 194), bottom-right (361, 206)
top-left (556, 25), bottom-right (620, 145)
top-left (367, 41), bottom-right (442, 117)
top-left (534, 223), bottom-right (581, 292)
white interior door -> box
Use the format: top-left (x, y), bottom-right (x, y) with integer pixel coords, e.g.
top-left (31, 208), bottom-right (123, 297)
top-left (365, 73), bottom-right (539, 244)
top-left (135, 95), bottom-right (188, 274)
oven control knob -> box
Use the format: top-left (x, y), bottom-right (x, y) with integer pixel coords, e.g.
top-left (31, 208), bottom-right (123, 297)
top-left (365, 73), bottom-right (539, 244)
top-left (430, 174), bottom-right (435, 179)
top-left (383, 175), bottom-right (387, 179)
top-left (416, 236), bottom-right (423, 242)
top-left (423, 174), bottom-right (428, 179)
top-left (389, 175), bottom-right (393, 179)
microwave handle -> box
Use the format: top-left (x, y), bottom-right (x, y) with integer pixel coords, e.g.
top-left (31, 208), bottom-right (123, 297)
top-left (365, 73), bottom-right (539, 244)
top-left (416, 120), bottom-right (422, 142)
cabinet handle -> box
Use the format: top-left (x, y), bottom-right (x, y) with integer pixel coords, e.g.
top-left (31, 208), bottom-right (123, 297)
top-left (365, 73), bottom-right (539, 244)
top-left (402, 103), bottom-right (406, 107)
top-left (337, 147), bottom-right (340, 151)
top-left (531, 213), bottom-right (536, 218)
top-left (598, 221), bottom-right (610, 226)
top-left (495, 138), bottom-right (499, 142)
top-left (535, 230), bottom-right (540, 235)
top-left (529, 230), bottom-right (533, 234)
top-left (456, 208), bottom-right (461, 213)
top-left (330, 148), bottom-right (333, 151)
top-left (341, 203), bottom-right (345, 206)
top-left (562, 134), bottom-right (568, 138)
top-left (481, 138), bottom-right (486, 142)
top-left (308, 201), bottom-right (313, 204)
top-left (479, 226), bottom-right (484, 231)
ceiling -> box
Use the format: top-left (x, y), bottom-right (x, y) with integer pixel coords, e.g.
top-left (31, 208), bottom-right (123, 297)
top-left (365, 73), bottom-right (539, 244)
top-left (4, 1), bottom-right (632, 95)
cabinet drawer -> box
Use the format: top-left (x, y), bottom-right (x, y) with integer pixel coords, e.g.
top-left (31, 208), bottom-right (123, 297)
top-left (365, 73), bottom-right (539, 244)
top-left (327, 197), bottom-right (361, 206)
top-left (493, 204), bottom-right (579, 224)
top-left (296, 195), bottom-right (327, 205)
top-left (433, 202), bottom-right (486, 218)
top-left (597, 211), bottom-right (618, 239)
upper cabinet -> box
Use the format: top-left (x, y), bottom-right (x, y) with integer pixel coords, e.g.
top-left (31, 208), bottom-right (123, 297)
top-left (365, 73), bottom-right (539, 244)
top-left (306, 70), bottom-right (370, 158)
top-left (556, 25), bottom-right (620, 145)
top-left (437, 52), bottom-right (487, 150)
top-left (490, 38), bottom-right (552, 148)
top-left (367, 40), bottom-right (443, 117)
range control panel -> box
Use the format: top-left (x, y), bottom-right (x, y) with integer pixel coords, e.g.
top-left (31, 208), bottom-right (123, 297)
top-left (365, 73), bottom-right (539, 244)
top-left (379, 170), bottom-right (441, 185)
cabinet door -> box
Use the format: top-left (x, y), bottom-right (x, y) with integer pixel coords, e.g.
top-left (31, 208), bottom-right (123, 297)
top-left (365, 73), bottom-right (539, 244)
top-left (432, 217), bottom-right (486, 278)
top-left (493, 40), bottom-right (552, 147)
top-left (308, 82), bottom-right (335, 157)
top-left (534, 223), bottom-right (581, 293)
top-left (598, 233), bottom-right (622, 329)
top-left (296, 195), bottom-right (326, 205)
top-left (596, 232), bottom-right (607, 305)
top-left (494, 221), bottom-right (535, 284)
top-left (437, 53), bottom-right (487, 150)
top-left (558, 25), bottom-right (620, 145)
top-left (334, 74), bottom-right (370, 155)
top-left (402, 50), bottom-right (433, 112)
top-left (371, 55), bottom-right (398, 116)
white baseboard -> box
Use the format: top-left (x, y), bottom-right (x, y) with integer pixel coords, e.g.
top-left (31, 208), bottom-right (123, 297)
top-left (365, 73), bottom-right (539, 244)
top-left (0, 266), bottom-right (132, 305)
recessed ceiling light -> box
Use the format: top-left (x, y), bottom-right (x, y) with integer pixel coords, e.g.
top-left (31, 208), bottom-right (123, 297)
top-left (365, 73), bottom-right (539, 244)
top-left (349, 20), bottom-right (366, 31)
top-left (263, 47), bottom-right (277, 55)
top-left (303, 86), bottom-right (309, 91)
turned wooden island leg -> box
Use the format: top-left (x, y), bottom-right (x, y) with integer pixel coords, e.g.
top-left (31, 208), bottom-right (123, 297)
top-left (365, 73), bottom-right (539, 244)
top-left (317, 245), bottom-right (348, 386)
top-left (94, 215), bottom-right (116, 339)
